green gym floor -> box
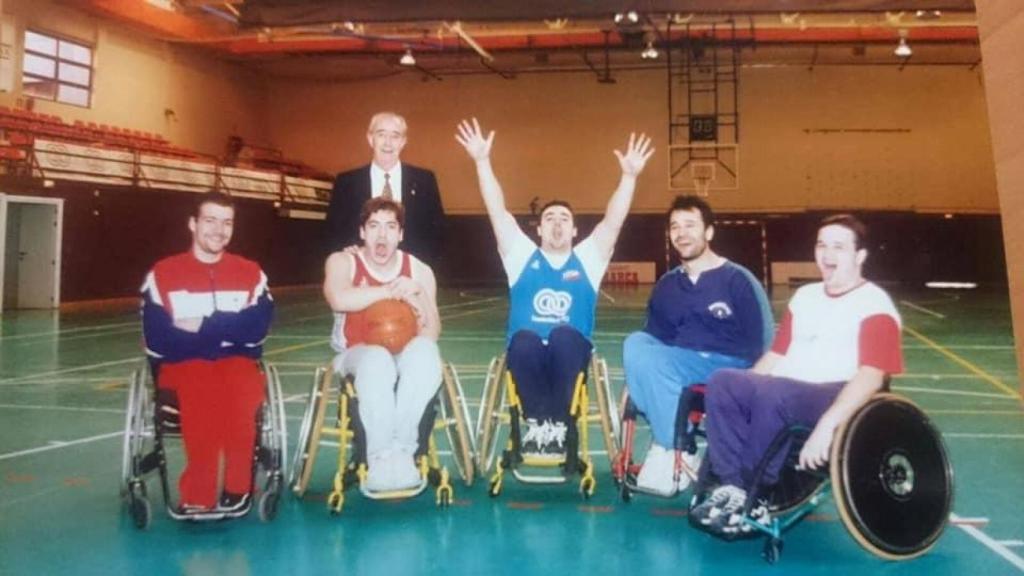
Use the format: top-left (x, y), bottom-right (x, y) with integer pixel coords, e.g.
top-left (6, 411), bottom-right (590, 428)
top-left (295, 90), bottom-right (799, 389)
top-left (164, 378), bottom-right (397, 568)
top-left (0, 284), bottom-right (1022, 576)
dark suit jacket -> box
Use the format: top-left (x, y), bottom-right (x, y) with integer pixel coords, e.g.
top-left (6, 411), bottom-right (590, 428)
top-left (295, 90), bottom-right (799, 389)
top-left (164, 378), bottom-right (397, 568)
top-left (324, 163), bottom-right (445, 267)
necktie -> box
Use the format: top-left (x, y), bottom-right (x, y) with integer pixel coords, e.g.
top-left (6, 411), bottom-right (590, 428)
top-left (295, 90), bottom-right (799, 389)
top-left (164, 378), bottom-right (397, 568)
top-left (382, 173), bottom-right (394, 200)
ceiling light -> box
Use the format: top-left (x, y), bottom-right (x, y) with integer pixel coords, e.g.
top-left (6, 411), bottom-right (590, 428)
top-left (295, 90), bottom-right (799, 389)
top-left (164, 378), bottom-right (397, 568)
top-left (614, 11), bottom-right (639, 25)
top-left (641, 41), bottom-right (659, 60)
top-left (145, 0), bottom-right (176, 11)
top-left (399, 49), bottom-right (416, 66)
top-left (894, 36), bottom-right (912, 58)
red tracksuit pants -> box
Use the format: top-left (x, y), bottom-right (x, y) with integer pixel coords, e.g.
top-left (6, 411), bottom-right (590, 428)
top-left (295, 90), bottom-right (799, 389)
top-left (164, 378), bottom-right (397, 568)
top-left (159, 357), bottom-right (265, 508)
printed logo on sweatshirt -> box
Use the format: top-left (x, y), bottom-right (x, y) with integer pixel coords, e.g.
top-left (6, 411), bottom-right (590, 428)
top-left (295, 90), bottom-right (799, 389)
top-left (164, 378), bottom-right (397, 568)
top-left (708, 301), bottom-right (733, 320)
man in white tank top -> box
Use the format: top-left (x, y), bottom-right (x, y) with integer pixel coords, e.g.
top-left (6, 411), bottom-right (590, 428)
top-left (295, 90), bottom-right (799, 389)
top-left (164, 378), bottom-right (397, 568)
top-left (323, 197), bottom-right (442, 492)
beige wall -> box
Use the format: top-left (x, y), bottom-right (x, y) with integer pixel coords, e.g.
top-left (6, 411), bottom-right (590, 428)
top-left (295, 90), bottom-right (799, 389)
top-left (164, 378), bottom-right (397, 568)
top-left (976, 0), bottom-right (1024, 398)
top-left (1, 0), bottom-right (268, 157)
top-left (265, 64), bottom-right (998, 215)
top-left (0, 0), bottom-right (1001, 216)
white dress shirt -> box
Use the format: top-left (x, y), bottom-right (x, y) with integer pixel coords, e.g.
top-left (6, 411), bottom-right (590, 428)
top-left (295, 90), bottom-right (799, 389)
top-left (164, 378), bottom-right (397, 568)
top-left (370, 162), bottom-right (403, 203)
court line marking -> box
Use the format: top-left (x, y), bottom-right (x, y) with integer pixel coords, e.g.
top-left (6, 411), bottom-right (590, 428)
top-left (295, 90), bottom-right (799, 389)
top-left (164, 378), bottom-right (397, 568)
top-left (0, 358), bottom-right (139, 387)
top-left (0, 321), bottom-right (138, 342)
top-left (950, 513), bottom-right (1024, 572)
top-left (943, 433), bottom-right (1024, 440)
top-left (900, 300), bottom-right (946, 319)
top-left (0, 403), bottom-right (121, 414)
top-left (927, 409), bottom-right (1024, 416)
top-left (903, 326), bottom-right (1021, 400)
top-left (263, 301), bottom-right (508, 357)
top-left (893, 385), bottom-right (1019, 400)
top-left (904, 345), bottom-right (1015, 351)
top-left (439, 296), bottom-right (504, 311)
top-left (46, 327), bottom-right (140, 344)
top-left (899, 373), bottom-right (1018, 379)
top-left (0, 431), bottom-right (121, 461)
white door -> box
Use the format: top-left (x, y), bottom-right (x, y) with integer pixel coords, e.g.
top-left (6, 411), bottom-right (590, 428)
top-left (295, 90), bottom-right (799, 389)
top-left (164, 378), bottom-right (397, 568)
top-left (1, 195), bottom-right (63, 310)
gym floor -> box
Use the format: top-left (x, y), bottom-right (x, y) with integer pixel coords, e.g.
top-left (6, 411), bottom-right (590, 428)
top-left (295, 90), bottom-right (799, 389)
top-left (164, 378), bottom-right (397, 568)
top-left (0, 283), bottom-right (1021, 575)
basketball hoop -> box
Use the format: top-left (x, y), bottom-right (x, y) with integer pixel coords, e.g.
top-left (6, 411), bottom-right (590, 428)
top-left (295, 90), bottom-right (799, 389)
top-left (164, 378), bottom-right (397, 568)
top-left (691, 161), bottom-right (715, 197)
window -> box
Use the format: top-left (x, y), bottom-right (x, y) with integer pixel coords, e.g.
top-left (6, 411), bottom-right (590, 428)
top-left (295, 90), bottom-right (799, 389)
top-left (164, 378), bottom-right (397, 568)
top-left (22, 30), bottom-right (93, 108)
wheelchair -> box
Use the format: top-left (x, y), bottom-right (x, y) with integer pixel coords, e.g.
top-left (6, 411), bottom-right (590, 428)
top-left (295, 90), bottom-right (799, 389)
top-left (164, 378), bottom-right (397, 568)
top-left (120, 359), bottom-right (287, 529)
top-left (612, 384), bottom-right (706, 501)
top-left (290, 360), bottom-right (475, 514)
top-left (475, 353), bottom-right (620, 498)
top-left (688, 392), bottom-right (954, 564)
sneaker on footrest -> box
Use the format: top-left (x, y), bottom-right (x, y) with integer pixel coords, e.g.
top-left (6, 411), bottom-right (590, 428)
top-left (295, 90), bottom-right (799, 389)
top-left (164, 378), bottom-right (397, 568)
top-left (177, 502), bottom-right (214, 516)
top-left (675, 451), bottom-right (701, 492)
top-left (636, 444), bottom-right (675, 495)
top-left (542, 420), bottom-right (568, 458)
top-left (691, 484), bottom-right (746, 527)
top-left (520, 418), bottom-right (545, 456)
top-left (719, 498), bottom-right (771, 538)
top-left (218, 492), bottom-right (250, 516)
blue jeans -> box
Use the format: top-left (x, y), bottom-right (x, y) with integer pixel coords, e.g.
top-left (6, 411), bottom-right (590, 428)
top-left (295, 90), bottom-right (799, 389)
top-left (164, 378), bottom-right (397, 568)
top-left (623, 331), bottom-right (749, 448)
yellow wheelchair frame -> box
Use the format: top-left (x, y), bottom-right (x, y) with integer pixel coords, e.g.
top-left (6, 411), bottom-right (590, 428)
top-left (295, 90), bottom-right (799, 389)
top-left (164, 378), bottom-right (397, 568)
top-left (290, 361), bottom-right (475, 514)
top-left (476, 353), bottom-right (619, 498)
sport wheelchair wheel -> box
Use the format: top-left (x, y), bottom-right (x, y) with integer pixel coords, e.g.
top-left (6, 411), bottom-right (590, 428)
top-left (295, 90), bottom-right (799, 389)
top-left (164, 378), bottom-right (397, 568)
top-left (121, 364), bottom-right (151, 495)
top-left (589, 355), bottom-right (620, 464)
top-left (440, 362), bottom-right (476, 486)
top-left (290, 366), bottom-right (333, 497)
top-left (475, 354), bottom-right (507, 475)
top-left (831, 393), bottom-right (953, 560)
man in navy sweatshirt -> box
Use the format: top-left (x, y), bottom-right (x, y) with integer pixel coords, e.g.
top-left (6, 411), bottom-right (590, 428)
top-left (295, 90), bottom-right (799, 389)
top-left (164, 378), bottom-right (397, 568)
top-left (623, 195), bottom-right (773, 496)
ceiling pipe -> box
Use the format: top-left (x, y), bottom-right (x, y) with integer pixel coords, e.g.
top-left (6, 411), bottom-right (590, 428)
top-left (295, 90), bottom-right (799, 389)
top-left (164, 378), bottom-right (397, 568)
top-left (212, 25), bottom-right (977, 56)
top-left (74, 1), bottom-right (978, 56)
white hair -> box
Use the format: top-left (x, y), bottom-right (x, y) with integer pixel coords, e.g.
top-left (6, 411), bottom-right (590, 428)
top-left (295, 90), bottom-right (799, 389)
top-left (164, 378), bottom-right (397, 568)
top-left (367, 112), bottom-right (407, 135)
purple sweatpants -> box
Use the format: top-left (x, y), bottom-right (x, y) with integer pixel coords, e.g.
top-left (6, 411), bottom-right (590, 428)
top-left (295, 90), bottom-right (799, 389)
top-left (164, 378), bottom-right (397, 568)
top-left (704, 368), bottom-right (844, 489)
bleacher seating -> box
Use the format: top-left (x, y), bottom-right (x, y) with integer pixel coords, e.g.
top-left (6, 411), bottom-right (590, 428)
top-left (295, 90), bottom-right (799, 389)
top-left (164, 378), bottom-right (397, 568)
top-left (0, 104), bottom-right (331, 208)
top-left (0, 105), bottom-right (195, 160)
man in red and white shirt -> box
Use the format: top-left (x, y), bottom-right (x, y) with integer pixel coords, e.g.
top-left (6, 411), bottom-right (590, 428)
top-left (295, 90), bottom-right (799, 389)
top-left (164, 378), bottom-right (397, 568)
top-left (693, 214), bottom-right (904, 535)
top-left (142, 192), bottom-right (273, 516)
top-left (323, 197), bottom-right (441, 492)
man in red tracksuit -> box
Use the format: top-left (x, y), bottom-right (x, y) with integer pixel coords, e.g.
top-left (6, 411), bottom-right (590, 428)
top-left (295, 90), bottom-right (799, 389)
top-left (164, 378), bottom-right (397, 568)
top-left (141, 191), bottom-right (273, 516)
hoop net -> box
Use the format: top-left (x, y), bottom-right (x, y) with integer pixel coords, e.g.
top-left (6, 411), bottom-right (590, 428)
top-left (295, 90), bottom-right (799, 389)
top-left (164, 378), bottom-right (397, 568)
top-left (691, 161), bottom-right (715, 197)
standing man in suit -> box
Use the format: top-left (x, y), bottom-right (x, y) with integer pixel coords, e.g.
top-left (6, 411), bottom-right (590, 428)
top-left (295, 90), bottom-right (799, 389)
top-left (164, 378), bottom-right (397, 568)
top-left (325, 112), bottom-right (446, 267)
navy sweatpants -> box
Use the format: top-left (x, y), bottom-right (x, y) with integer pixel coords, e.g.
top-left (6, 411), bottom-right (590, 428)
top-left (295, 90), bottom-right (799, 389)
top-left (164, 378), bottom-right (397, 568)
top-left (505, 326), bottom-right (592, 423)
top-left (704, 368), bottom-right (844, 489)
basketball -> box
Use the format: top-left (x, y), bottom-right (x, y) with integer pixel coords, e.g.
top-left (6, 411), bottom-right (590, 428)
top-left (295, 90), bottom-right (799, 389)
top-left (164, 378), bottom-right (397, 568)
top-left (363, 298), bottom-right (419, 354)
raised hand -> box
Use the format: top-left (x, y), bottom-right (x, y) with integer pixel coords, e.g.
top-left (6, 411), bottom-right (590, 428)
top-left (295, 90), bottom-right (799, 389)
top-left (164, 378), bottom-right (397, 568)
top-left (455, 118), bottom-right (495, 161)
top-left (613, 132), bottom-right (655, 177)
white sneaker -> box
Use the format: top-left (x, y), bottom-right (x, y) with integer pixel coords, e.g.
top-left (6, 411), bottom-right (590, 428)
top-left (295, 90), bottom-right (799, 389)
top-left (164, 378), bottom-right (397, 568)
top-left (390, 449), bottom-right (422, 490)
top-left (636, 443), bottom-right (676, 495)
top-left (676, 451), bottom-right (702, 492)
top-left (545, 420), bottom-right (568, 456)
top-left (365, 450), bottom-right (394, 492)
top-left (520, 418), bottom-right (546, 456)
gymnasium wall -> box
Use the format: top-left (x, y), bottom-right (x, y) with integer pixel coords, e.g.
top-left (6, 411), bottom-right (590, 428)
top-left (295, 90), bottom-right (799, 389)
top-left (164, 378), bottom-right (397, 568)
top-left (8, 173), bottom-right (1004, 302)
top-left (0, 2), bottom-right (1009, 301)
top-left (0, 179), bottom-right (324, 302)
top-left (0, 0), bottom-right (268, 157)
top-left (264, 64), bottom-right (998, 215)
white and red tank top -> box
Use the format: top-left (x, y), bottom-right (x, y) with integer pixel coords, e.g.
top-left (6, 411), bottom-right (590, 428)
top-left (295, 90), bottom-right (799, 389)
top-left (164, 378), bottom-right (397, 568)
top-left (330, 251), bottom-right (412, 351)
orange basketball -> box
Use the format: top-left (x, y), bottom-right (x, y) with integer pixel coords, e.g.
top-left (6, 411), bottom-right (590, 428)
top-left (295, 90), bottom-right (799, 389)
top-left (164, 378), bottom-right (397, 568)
top-left (363, 298), bottom-right (418, 354)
